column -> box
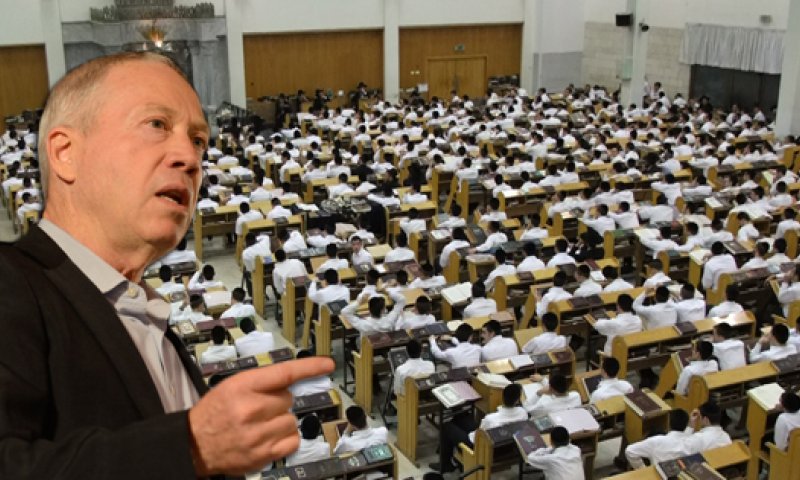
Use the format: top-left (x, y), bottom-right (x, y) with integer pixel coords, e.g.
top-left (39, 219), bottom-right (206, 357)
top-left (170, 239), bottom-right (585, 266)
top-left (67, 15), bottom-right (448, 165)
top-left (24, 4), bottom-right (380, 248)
top-left (41, 0), bottom-right (67, 86)
top-left (520, 0), bottom-right (541, 95)
top-left (620, 0), bottom-right (649, 106)
top-left (224, 0), bottom-right (246, 106)
top-left (775, 0), bottom-right (800, 137)
top-left (383, 0), bottom-right (400, 103)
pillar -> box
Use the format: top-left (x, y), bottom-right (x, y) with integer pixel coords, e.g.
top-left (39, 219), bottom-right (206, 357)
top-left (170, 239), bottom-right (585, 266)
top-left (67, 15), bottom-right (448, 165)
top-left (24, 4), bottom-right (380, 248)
top-left (224, 0), bottom-right (246, 107)
top-left (776, 0), bottom-right (800, 137)
top-left (41, 0), bottom-right (66, 86)
top-left (383, 0), bottom-right (400, 103)
top-left (620, 0), bottom-right (649, 106)
top-left (520, 0), bottom-right (541, 95)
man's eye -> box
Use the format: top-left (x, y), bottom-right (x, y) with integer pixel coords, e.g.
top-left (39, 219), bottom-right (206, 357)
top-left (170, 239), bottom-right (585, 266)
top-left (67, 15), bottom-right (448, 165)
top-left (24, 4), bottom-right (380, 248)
top-left (149, 119), bottom-right (166, 129)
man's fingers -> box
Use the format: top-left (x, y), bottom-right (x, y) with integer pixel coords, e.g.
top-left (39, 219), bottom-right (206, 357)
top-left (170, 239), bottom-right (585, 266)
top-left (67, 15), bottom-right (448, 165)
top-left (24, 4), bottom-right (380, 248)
top-left (243, 357), bottom-right (335, 393)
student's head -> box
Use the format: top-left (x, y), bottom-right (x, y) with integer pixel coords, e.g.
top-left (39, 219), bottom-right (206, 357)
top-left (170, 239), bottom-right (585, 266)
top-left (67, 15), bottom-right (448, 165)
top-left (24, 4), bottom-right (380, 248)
top-left (725, 284), bottom-right (739, 303)
top-left (668, 409), bottom-right (690, 432)
top-left (550, 426), bottom-right (570, 448)
top-left (368, 296), bottom-right (386, 318)
top-left (501, 383), bottom-right (522, 407)
top-left (396, 270), bottom-right (409, 285)
top-left (326, 242), bottom-right (338, 259)
top-left (481, 319), bottom-right (502, 342)
top-left (275, 248), bottom-right (287, 262)
top-left (299, 414), bottom-right (322, 440)
top-left (158, 265), bottom-right (173, 283)
top-left (488, 220), bottom-right (501, 233)
top-left (239, 317), bottom-right (256, 334)
top-left (202, 264), bottom-right (215, 281)
top-left (775, 238), bottom-right (788, 254)
top-left (494, 248), bottom-right (507, 264)
top-left (472, 280), bottom-right (487, 299)
top-left (696, 340), bottom-right (714, 361)
top-left (713, 322), bottom-right (734, 341)
top-left (603, 266), bottom-right (619, 281)
top-left (601, 357), bottom-right (620, 378)
top-left (555, 238), bottom-right (568, 253)
top-left (655, 285), bottom-right (670, 303)
top-left (785, 208), bottom-right (796, 220)
top-left (324, 268), bottom-right (339, 285)
top-left (489, 197), bottom-right (500, 212)
top-left (366, 268), bottom-right (380, 285)
top-left (542, 312), bottom-right (558, 332)
top-left (231, 287), bottom-right (246, 303)
top-left (576, 264), bottom-right (591, 281)
top-left (523, 242), bottom-right (538, 257)
top-left (549, 373), bottom-right (569, 394)
top-left (407, 339), bottom-right (423, 359)
top-left (553, 271), bottom-right (567, 287)
top-left (345, 405), bottom-right (368, 430)
top-left (396, 232), bottom-right (408, 248)
top-left (415, 295), bottom-right (432, 315)
top-left (455, 323), bottom-right (474, 342)
top-left (617, 293), bottom-right (633, 312)
top-left (680, 283), bottom-right (695, 301)
top-left (781, 392), bottom-right (800, 413)
top-left (686, 222), bottom-right (699, 236)
top-left (698, 401), bottom-right (722, 426)
top-left (452, 227), bottom-right (467, 241)
top-left (210, 325), bottom-right (227, 345)
top-left (772, 323), bottom-right (790, 346)
top-left (189, 294), bottom-right (205, 311)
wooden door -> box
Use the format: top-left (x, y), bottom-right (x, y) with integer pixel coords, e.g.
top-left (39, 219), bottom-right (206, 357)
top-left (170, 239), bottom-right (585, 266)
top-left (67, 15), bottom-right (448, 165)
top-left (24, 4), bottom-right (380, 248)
top-left (0, 45), bottom-right (48, 122)
top-left (426, 56), bottom-right (487, 101)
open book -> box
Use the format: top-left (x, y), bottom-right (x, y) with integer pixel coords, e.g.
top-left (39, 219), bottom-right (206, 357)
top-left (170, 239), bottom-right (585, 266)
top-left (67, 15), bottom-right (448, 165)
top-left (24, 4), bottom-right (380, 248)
top-left (547, 407), bottom-right (600, 434)
top-left (432, 381), bottom-right (482, 408)
top-left (477, 372), bottom-right (512, 388)
top-left (203, 290), bottom-right (231, 309)
top-left (748, 382), bottom-right (784, 411)
top-left (441, 282), bottom-right (473, 306)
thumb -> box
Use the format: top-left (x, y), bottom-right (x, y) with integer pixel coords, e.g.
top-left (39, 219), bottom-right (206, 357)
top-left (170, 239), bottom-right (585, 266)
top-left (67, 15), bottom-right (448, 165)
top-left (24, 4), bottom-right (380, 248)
top-left (240, 357), bottom-right (335, 393)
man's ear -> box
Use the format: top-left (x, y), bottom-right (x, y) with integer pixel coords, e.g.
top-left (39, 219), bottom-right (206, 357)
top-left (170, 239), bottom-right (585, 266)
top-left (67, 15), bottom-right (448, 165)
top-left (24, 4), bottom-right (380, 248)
top-left (46, 126), bottom-right (79, 184)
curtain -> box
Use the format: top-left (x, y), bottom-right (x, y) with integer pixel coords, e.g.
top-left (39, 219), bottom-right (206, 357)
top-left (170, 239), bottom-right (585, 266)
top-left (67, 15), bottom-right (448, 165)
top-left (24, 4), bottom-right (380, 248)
top-left (680, 23), bottom-right (784, 74)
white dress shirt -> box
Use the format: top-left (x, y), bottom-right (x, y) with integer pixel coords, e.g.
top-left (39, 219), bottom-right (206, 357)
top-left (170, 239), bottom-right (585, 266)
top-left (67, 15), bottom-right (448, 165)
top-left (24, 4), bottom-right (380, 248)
top-left (676, 298), bottom-right (707, 323)
top-left (333, 426), bottom-right (389, 455)
top-left (440, 239), bottom-right (470, 268)
top-left (351, 249), bottom-right (374, 266)
top-left (408, 275), bottom-right (446, 290)
top-left (235, 210), bottom-right (264, 236)
top-left (702, 254), bottom-right (738, 290)
top-left (307, 282), bottom-right (351, 306)
top-left (573, 279), bottom-right (603, 297)
top-left (750, 343), bottom-right (797, 363)
top-left (384, 246), bottom-right (416, 263)
top-left (526, 445), bottom-right (585, 480)
top-left (393, 358), bottom-right (435, 395)
top-left (289, 375), bottom-right (332, 397)
top-left (594, 313), bottom-right (643, 355)
top-left (395, 312), bottom-right (436, 330)
top-left (234, 330), bottom-right (275, 357)
top-left (463, 297), bottom-right (498, 318)
top-left (676, 359), bottom-right (719, 394)
top-left (341, 295), bottom-right (405, 338)
top-left (475, 232), bottom-right (509, 253)
top-left (610, 211), bottom-right (640, 229)
top-left (272, 259), bottom-right (308, 295)
top-left (625, 430), bottom-right (694, 469)
top-left (685, 425), bottom-right (731, 454)
top-left (470, 405), bottom-right (529, 443)
top-left (430, 339), bottom-right (482, 368)
top-left (282, 230), bottom-right (308, 253)
top-left (708, 301), bottom-right (744, 318)
top-left (200, 344), bottom-right (237, 364)
top-left (522, 331), bottom-right (567, 354)
top-left (242, 236), bottom-right (271, 272)
top-left (712, 338), bottom-right (747, 370)
top-left (590, 377), bottom-right (634, 403)
top-left (316, 258), bottom-right (349, 274)
top-left (399, 218), bottom-right (427, 236)
top-left (220, 302), bottom-right (256, 319)
top-left (484, 263), bottom-right (517, 291)
top-left (775, 410), bottom-right (800, 450)
top-left (603, 278), bottom-right (635, 292)
top-left (778, 282), bottom-right (800, 317)
top-left (517, 255), bottom-right (545, 272)
top-left (536, 287), bottom-right (572, 318)
top-left (285, 437), bottom-right (331, 467)
top-left (633, 294), bottom-right (678, 330)
top-left (481, 335), bottom-right (519, 362)
top-left (643, 271), bottom-right (672, 288)
top-left (547, 252), bottom-right (577, 268)
top-left (266, 205), bottom-right (293, 220)
top-left (524, 391), bottom-right (582, 417)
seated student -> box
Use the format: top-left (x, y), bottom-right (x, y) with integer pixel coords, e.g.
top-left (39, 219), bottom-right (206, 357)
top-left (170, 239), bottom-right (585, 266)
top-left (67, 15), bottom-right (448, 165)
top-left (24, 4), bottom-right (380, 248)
top-left (438, 203), bottom-right (467, 229)
top-left (159, 236), bottom-right (198, 265)
top-left (200, 326), bottom-right (237, 364)
top-left (277, 228), bottom-right (308, 254)
top-left (226, 184), bottom-right (249, 207)
top-left (385, 270), bottom-right (411, 297)
top-left (517, 242), bottom-right (545, 272)
top-left (308, 269), bottom-right (350, 306)
top-left (288, 350), bottom-right (333, 397)
top-left (408, 263), bottom-right (446, 289)
top-left (367, 183), bottom-right (401, 208)
top-left (610, 201), bottom-right (640, 230)
top-left (480, 319), bottom-right (519, 362)
top-left (16, 192), bottom-right (41, 224)
top-left (536, 271), bottom-right (573, 319)
top-left (429, 323), bottom-right (482, 368)
top-left (196, 185), bottom-right (219, 210)
top-left (266, 197), bottom-right (293, 220)
top-left (768, 238), bottom-right (793, 266)
top-left (341, 291), bottom-right (406, 338)
top-left (701, 241), bottom-right (738, 292)
top-left (285, 415), bottom-right (331, 467)
top-left (384, 232), bottom-right (416, 263)
top-left (573, 264), bottom-right (602, 297)
top-left (736, 212), bottom-right (761, 242)
top-left (484, 249), bottom-right (516, 291)
top-left (435, 384), bottom-right (528, 473)
top-left (775, 391), bottom-right (800, 451)
top-left (396, 295), bottom-right (436, 330)
top-left (685, 401), bottom-right (732, 453)
top-left (234, 202), bottom-right (264, 237)
top-left (750, 323), bottom-right (796, 363)
top-left (188, 264), bottom-right (224, 291)
top-left (463, 281), bottom-right (498, 318)
top-left (547, 239), bottom-right (577, 268)
top-left (473, 220), bottom-right (508, 253)
top-left (478, 197), bottom-right (507, 223)
top-left (393, 339), bottom-right (435, 396)
top-left (399, 207), bottom-right (426, 236)
top-left (439, 227), bottom-right (471, 269)
top-left (742, 241), bottom-right (770, 270)
top-left (594, 294), bottom-right (643, 355)
top-left (522, 312), bottom-right (567, 354)
top-left (602, 265), bottom-right (634, 292)
top-left (634, 286), bottom-right (678, 330)
top-left (642, 259), bottom-right (672, 288)
top-left (708, 284), bottom-right (745, 318)
top-left (316, 243), bottom-right (349, 275)
top-left (640, 225), bottom-right (680, 258)
top-left (241, 232), bottom-right (271, 274)
top-left (625, 409), bottom-right (693, 469)
top-left (220, 287), bottom-right (256, 320)
top-left (711, 322), bottom-right (747, 370)
top-left (234, 317), bottom-right (275, 357)
top-left (675, 283), bottom-right (706, 323)
top-left (776, 208), bottom-right (800, 239)
top-left (523, 372), bottom-right (582, 417)
top-left (155, 265), bottom-right (186, 300)
top-left (777, 265), bottom-right (800, 317)
top-left (675, 222), bottom-right (706, 252)
top-left (676, 341), bottom-right (720, 395)
top-left (173, 294), bottom-right (212, 325)
top-left (307, 223), bottom-right (342, 248)
top-left (525, 425), bottom-right (585, 480)
top-left (272, 248), bottom-right (308, 296)
top-left (704, 220), bottom-right (734, 248)
top-left (402, 182), bottom-right (428, 204)
top-left (328, 172), bottom-right (354, 198)
top-left (590, 357), bottom-right (634, 403)
top-left (583, 204), bottom-right (616, 238)
top-left (639, 194), bottom-right (676, 223)
top-left (520, 213), bottom-right (549, 240)
top-left (333, 405), bottom-right (389, 455)
top-left (350, 235), bottom-right (374, 267)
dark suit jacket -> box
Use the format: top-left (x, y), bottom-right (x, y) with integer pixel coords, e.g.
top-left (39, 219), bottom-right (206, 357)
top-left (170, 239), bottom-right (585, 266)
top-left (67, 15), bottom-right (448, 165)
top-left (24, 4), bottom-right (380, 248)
top-left (0, 225), bottom-right (208, 479)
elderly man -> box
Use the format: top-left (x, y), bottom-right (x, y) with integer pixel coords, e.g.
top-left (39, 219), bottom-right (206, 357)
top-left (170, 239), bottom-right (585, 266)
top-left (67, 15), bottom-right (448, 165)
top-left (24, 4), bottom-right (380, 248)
top-left (0, 52), bottom-right (333, 478)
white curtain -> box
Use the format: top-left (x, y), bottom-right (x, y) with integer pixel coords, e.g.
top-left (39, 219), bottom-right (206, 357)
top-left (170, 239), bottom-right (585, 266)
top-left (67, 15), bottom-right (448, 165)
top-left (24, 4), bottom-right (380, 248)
top-left (680, 23), bottom-right (784, 74)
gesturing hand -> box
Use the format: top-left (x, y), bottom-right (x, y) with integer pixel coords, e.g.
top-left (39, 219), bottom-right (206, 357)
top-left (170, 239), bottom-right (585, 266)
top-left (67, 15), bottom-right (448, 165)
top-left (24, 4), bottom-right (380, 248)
top-left (188, 356), bottom-right (335, 475)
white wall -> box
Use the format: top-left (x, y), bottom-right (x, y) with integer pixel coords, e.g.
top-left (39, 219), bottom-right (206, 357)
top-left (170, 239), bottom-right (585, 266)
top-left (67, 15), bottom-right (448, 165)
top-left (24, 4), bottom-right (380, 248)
top-left (398, 0), bottom-right (523, 27)
top-left (540, 0), bottom-right (583, 53)
top-left (239, 0), bottom-right (383, 34)
top-left (0, 1), bottom-right (44, 45)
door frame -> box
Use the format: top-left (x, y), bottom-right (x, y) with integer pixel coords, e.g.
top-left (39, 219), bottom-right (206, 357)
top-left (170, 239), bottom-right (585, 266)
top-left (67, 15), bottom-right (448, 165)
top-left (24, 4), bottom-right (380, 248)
top-left (425, 54), bottom-right (488, 102)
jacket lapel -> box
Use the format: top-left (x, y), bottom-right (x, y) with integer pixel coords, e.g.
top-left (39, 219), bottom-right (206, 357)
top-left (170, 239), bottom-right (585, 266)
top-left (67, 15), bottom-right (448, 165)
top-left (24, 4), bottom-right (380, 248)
top-left (17, 226), bottom-right (166, 418)
top-left (166, 328), bottom-right (209, 396)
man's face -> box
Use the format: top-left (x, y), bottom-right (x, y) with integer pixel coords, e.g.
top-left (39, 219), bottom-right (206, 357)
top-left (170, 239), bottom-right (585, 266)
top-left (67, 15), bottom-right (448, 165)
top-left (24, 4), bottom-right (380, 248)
top-left (480, 327), bottom-right (491, 343)
top-left (72, 60), bottom-right (207, 255)
top-left (352, 239), bottom-right (362, 252)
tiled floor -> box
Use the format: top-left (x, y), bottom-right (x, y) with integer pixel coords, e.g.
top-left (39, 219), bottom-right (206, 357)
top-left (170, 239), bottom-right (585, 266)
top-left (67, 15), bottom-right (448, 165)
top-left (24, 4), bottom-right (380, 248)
top-left (0, 208), bottom-right (624, 479)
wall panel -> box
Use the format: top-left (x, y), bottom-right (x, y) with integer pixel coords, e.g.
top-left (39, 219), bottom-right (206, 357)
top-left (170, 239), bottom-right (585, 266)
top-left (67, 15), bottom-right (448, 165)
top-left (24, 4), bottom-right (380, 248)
top-left (243, 30), bottom-right (383, 99)
top-left (0, 45), bottom-right (48, 123)
top-left (399, 24), bottom-right (522, 91)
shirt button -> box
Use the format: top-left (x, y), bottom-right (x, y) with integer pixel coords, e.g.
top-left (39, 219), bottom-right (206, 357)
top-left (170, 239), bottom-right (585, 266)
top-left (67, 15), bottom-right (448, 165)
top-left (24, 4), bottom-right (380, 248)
top-left (126, 286), bottom-right (139, 298)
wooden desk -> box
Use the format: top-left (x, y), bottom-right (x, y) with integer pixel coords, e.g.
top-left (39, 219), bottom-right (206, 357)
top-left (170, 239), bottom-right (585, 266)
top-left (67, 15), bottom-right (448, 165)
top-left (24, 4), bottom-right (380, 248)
top-left (766, 428), bottom-right (800, 480)
top-left (746, 383), bottom-right (783, 480)
top-left (235, 214), bottom-right (303, 264)
top-left (623, 390), bottom-right (671, 444)
top-left (604, 441), bottom-right (751, 480)
top-left (673, 362), bottom-right (778, 413)
top-left (193, 204), bottom-right (239, 261)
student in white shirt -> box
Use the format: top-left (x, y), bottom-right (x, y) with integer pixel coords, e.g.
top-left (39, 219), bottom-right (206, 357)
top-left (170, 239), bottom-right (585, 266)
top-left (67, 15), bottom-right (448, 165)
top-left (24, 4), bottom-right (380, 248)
top-left (768, 238), bottom-right (792, 267)
top-left (155, 265), bottom-right (187, 302)
top-left (675, 283), bottom-right (706, 323)
top-left (408, 263), bottom-right (446, 290)
top-left (429, 323), bottom-right (482, 369)
top-left (685, 401), bottom-right (732, 454)
top-left (708, 284), bottom-right (746, 318)
top-left (522, 313), bottom-right (567, 354)
top-left (234, 317), bottom-right (275, 357)
top-left (676, 341), bottom-right (720, 395)
top-left (473, 221), bottom-right (508, 253)
top-left (384, 232), bottom-right (416, 263)
top-left (573, 264), bottom-right (602, 297)
top-left (285, 415), bottom-right (331, 467)
top-left (517, 242), bottom-right (546, 273)
top-left (526, 426), bottom-right (585, 480)
top-left (266, 197), bottom-right (293, 220)
top-left (277, 228), bottom-right (308, 254)
top-left (547, 239), bottom-right (577, 268)
top-left (393, 339), bottom-right (435, 396)
top-left (399, 207), bottom-right (427, 237)
top-left (704, 220), bottom-right (734, 248)
top-left (710, 322), bottom-right (747, 371)
top-left (775, 392), bottom-right (800, 451)
top-left (350, 235), bottom-right (373, 267)
top-left (523, 372), bottom-right (582, 417)
top-left (395, 296), bottom-right (437, 330)
top-left (778, 265), bottom-right (800, 317)
top-left (638, 194), bottom-right (676, 224)
top-left (288, 350), bottom-right (333, 397)
top-left (750, 323), bottom-right (797, 363)
top-left (609, 201), bottom-right (640, 230)
top-left (220, 288), bottom-right (256, 320)
top-left (327, 172), bottom-right (354, 198)
top-left (602, 265), bottom-right (634, 292)
top-left (484, 248), bottom-right (517, 291)
top-left (333, 406), bottom-right (389, 455)
top-left (463, 281), bottom-right (498, 318)
top-left (241, 231), bottom-right (271, 275)
top-left (702, 242), bottom-right (738, 291)
top-left (776, 208), bottom-right (800, 239)
top-left (439, 227), bottom-right (471, 269)
top-left (594, 294), bottom-right (643, 355)
top-left (307, 269), bottom-right (351, 307)
top-left (633, 286), bottom-right (678, 330)
top-left (480, 319), bottom-right (519, 362)
top-left (200, 326), bottom-right (237, 364)
top-left (536, 271), bottom-right (573, 319)
top-left (626, 409), bottom-right (693, 469)
top-left (188, 264), bottom-right (224, 291)
top-left (341, 291), bottom-right (406, 339)
top-left (315, 243), bottom-right (348, 275)
top-left (741, 241), bottom-right (770, 271)
top-left (736, 212), bottom-right (761, 242)
top-left (590, 357), bottom-right (634, 403)
top-left (582, 204), bottom-right (616, 238)
top-left (271, 248), bottom-right (308, 296)
top-left (402, 182), bottom-right (428, 204)
top-left (438, 204), bottom-right (468, 229)
top-left (478, 198), bottom-right (507, 223)
top-left (234, 202), bottom-right (264, 237)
